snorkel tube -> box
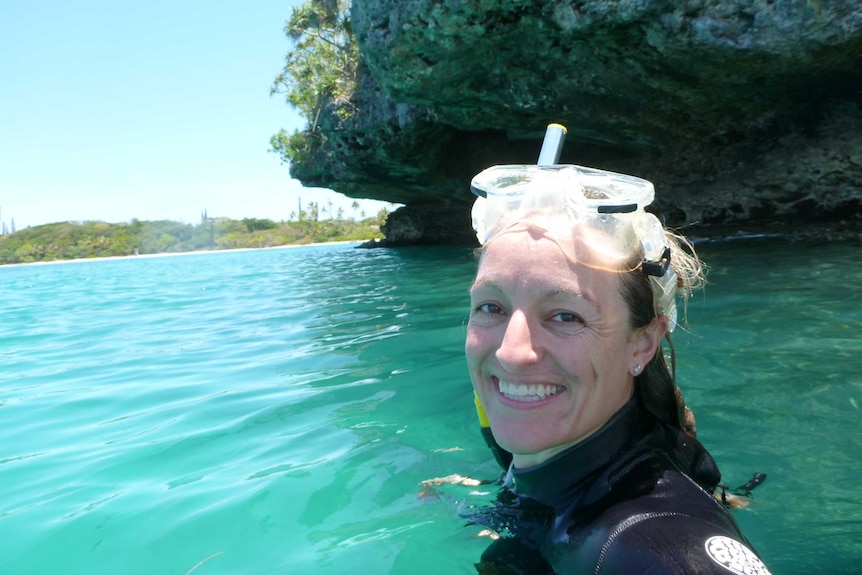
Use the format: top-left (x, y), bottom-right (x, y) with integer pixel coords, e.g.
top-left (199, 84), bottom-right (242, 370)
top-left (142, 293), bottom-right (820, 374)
top-left (537, 123), bottom-right (567, 166)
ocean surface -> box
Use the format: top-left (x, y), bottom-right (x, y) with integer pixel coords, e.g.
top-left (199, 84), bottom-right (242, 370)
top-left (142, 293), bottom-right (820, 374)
top-left (1, 238), bottom-right (860, 575)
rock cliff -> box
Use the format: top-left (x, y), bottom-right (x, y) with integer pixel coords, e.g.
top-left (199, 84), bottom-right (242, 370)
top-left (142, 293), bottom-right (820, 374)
top-left (289, 0), bottom-right (862, 245)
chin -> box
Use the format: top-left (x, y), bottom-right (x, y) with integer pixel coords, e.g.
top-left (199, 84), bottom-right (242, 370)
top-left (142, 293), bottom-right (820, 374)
top-left (491, 423), bottom-right (559, 458)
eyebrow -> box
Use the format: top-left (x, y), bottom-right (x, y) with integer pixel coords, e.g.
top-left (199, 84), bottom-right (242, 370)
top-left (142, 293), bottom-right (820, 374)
top-left (469, 277), bottom-right (498, 292)
top-left (469, 279), bottom-right (598, 308)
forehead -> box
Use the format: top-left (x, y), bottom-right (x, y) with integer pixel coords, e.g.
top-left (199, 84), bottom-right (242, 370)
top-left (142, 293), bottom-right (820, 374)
top-left (473, 226), bottom-right (624, 298)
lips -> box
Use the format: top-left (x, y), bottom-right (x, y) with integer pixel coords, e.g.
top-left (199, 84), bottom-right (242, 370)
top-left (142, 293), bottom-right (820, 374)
top-left (495, 377), bottom-right (562, 402)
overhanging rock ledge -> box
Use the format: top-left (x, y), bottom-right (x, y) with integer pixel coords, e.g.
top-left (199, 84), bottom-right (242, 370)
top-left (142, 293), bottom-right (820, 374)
top-left (288, 0), bottom-right (862, 245)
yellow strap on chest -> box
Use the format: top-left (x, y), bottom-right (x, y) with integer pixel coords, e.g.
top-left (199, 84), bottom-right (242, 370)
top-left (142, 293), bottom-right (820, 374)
top-left (474, 390), bottom-right (491, 428)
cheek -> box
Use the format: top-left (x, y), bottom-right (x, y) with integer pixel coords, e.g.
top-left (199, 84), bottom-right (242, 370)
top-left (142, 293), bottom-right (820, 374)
top-left (464, 328), bottom-right (482, 365)
top-left (465, 325), bottom-right (495, 368)
top-left (592, 339), bottom-right (635, 393)
top-left (593, 344), bottom-right (625, 376)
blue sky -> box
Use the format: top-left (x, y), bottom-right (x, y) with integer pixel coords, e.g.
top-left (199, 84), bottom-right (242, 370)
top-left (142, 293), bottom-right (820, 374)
top-left (0, 0), bottom-right (396, 230)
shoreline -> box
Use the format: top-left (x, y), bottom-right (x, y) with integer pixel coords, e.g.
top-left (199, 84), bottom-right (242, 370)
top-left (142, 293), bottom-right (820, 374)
top-left (0, 240), bottom-right (365, 268)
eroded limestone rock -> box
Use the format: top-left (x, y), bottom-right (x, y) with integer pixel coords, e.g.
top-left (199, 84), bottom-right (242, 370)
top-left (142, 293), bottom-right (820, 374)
top-left (289, 0), bottom-right (862, 244)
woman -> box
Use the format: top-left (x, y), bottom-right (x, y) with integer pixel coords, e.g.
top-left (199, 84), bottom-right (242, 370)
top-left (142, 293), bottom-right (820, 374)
top-left (464, 126), bottom-right (771, 574)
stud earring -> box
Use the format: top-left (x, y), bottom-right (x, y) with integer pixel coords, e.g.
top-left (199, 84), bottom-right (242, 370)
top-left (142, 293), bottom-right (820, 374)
top-left (633, 364), bottom-right (642, 375)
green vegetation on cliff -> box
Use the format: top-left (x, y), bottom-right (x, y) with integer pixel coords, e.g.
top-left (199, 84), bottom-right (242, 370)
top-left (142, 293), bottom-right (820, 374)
top-left (270, 0), bottom-right (358, 168)
top-left (0, 208), bottom-right (387, 265)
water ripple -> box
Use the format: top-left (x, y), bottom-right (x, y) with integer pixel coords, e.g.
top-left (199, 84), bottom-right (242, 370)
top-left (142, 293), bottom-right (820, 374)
top-left (1, 241), bottom-right (859, 573)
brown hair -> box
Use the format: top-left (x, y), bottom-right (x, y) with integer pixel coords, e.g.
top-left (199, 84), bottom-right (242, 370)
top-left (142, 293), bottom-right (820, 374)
top-left (620, 230), bottom-right (704, 437)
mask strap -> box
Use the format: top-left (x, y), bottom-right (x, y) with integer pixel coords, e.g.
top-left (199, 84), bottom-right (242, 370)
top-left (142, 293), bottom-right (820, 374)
top-left (641, 246), bottom-right (671, 277)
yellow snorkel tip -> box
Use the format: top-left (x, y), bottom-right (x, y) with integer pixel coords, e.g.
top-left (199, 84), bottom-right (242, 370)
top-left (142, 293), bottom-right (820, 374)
top-left (537, 123), bottom-right (568, 166)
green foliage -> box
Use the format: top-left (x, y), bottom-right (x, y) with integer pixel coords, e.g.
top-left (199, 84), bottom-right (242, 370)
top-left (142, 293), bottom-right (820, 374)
top-left (0, 212), bottom-right (389, 265)
top-left (270, 0), bottom-right (359, 166)
top-left (272, 0), bottom-right (358, 123)
top-left (270, 127), bottom-right (327, 169)
top-left (242, 218), bottom-right (277, 233)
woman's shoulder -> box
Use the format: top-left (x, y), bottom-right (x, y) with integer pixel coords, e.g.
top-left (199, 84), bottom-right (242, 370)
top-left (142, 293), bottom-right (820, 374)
top-left (559, 468), bottom-right (769, 574)
top-left (587, 510), bottom-right (771, 575)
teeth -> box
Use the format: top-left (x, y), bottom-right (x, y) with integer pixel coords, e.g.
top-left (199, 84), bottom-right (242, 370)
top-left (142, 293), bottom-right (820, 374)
top-left (497, 380), bottom-right (561, 402)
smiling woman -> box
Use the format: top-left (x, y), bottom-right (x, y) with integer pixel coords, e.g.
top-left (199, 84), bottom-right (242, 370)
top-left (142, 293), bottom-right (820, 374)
top-left (463, 126), bottom-right (773, 575)
top-left (467, 223), bottom-right (662, 469)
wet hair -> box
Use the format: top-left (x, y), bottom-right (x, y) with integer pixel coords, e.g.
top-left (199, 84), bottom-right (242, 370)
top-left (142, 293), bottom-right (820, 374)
top-left (620, 229), bottom-right (704, 437)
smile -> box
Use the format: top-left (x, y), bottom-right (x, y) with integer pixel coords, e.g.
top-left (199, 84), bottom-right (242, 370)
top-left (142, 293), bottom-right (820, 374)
top-left (496, 378), bottom-right (563, 402)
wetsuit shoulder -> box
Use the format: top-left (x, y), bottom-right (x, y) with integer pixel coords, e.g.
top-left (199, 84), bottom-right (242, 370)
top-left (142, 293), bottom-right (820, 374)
top-left (594, 512), bottom-right (769, 575)
top-left (552, 469), bottom-right (768, 574)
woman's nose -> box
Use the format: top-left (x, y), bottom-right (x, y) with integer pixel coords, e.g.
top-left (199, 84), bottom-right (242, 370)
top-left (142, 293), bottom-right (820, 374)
top-left (496, 310), bottom-right (542, 369)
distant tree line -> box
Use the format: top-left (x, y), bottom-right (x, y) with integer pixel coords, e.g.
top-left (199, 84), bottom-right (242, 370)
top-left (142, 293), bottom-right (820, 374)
top-left (0, 204), bottom-right (388, 265)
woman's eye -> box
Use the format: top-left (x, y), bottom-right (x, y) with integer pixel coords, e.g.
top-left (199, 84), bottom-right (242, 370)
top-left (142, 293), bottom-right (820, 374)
top-left (550, 312), bottom-right (583, 323)
top-left (477, 303), bottom-right (504, 315)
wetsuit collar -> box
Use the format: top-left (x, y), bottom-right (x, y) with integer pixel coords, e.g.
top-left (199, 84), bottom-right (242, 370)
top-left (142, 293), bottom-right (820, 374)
top-left (510, 397), bottom-right (649, 510)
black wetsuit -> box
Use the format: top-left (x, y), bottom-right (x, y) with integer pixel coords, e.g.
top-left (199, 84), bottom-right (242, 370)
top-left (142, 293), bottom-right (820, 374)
top-left (473, 398), bottom-right (771, 574)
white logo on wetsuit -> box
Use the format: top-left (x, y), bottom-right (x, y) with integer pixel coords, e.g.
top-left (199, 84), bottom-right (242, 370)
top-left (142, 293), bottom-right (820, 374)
top-left (705, 536), bottom-right (772, 575)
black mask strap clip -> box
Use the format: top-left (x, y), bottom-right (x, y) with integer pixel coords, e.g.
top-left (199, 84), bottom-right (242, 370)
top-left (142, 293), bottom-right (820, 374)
top-left (641, 246), bottom-right (671, 278)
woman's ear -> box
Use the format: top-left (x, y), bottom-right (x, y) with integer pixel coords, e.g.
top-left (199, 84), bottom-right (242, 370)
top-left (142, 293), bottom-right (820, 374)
top-left (630, 315), bottom-right (668, 372)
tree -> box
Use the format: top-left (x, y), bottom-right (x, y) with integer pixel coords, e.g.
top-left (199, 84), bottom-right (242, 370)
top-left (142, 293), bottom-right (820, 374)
top-left (306, 201), bottom-right (320, 221)
top-left (271, 0), bottom-right (358, 125)
top-left (270, 0), bottom-right (359, 167)
top-left (242, 218), bottom-right (277, 233)
top-left (376, 208), bottom-right (389, 227)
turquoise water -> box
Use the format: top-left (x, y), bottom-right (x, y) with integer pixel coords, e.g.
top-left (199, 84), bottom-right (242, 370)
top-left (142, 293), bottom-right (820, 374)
top-left (0, 239), bottom-right (859, 574)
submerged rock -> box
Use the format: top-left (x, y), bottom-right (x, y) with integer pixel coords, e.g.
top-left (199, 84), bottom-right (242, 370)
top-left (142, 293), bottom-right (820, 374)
top-left (289, 0), bottom-right (862, 245)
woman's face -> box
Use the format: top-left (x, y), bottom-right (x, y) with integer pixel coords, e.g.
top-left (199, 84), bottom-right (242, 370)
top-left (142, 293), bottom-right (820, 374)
top-left (466, 226), bottom-right (652, 468)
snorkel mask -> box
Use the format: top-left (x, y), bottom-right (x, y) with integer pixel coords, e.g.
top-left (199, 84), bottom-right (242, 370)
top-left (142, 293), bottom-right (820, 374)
top-left (470, 124), bottom-right (679, 331)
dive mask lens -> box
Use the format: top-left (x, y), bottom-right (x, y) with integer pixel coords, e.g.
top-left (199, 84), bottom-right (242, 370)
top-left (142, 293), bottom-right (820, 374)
top-left (470, 164), bottom-right (656, 244)
top-left (470, 164), bottom-right (654, 209)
